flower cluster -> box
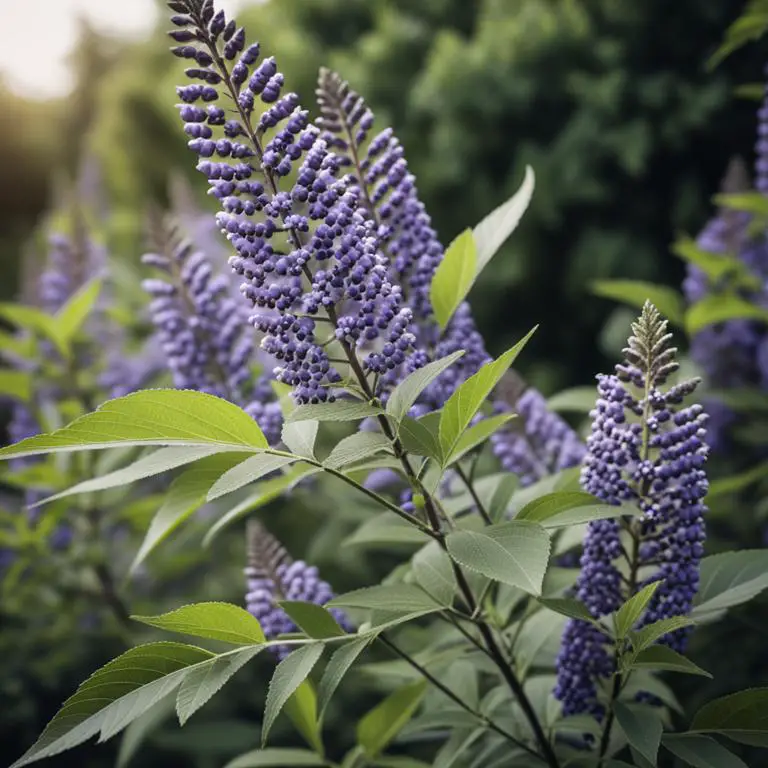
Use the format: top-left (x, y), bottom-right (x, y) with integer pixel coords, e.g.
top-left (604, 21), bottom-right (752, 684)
top-left (169, 1), bottom-right (416, 404)
top-left (682, 73), bottom-right (768, 448)
top-left (244, 519), bottom-right (349, 658)
top-left (142, 212), bottom-right (282, 444)
top-left (555, 302), bottom-right (709, 718)
top-left (490, 372), bottom-right (586, 487)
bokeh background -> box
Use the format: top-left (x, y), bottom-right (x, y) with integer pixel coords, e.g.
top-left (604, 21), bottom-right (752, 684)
top-left (1, 0), bottom-right (766, 765)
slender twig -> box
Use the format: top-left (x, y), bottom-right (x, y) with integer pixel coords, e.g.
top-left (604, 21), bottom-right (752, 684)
top-left (455, 464), bottom-right (493, 525)
top-left (380, 635), bottom-right (545, 762)
top-left (93, 562), bottom-right (133, 629)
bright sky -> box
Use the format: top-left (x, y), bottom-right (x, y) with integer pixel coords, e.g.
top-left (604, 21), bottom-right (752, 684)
top-left (0, 0), bottom-right (246, 99)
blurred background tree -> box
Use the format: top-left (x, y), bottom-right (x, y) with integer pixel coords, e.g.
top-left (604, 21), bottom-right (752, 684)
top-left (4, 0), bottom-right (765, 389)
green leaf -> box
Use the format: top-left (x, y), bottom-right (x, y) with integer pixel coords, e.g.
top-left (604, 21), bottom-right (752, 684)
top-left (629, 645), bottom-right (711, 677)
top-left (207, 454), bottom-right (300, 502)
top-left (473, 165), bottom-right (535, 274)
top-left (398, 415), bottom-right (442, 462)
top-left (116, 697), bottom-right (176, 768)
top-left (283, 681), bottom-right (323, 753)
top-left (592, 280), bottom-right (684, 326)
top-left (323, 432), bottom-right (391, 470)
top-left (614, 582), bottom-right (662, 638)
top-left (630, 616), bottom-right (694, 652)
top-left (715, 191), bottom-right (768, 216)
top-left (203, 466), bottom-right (318, 546)
top-left (446, 520), bottom-right (550, 594)
top-left (0, 390), bottom-right (268, 460)
top-left (662, 734), bottom-right (749, 768)
top-left (281, 420), bottom-right (318, 459)
top-left (430, 229), bottom-right (477, 330)
top-left (412, 542), bottom-right (456, 605)
top-left (444, 413), bottom-right (514, 466)
top-left (692, 550), bottom-right (768, 622)
top-left (177, 646), bottom-right (263, 725)
top-left (488, 474), bottom-right (517, 523)
top-left (8, 642), bottom-right (215, 768)
top-left (132, 602), bottom-right (266, 645)
top-left (38, 446), bottom-right (228, 506)
top-left (546, 386), bottom-right (596, 413)
top-left (287, 400), bottom-right (382, 423)
top-left (55, 278), bottom-right (102, 342)
top-left (328, 584), bottom-right (442, 616)
top-left (0, 303), bottom-right (67, 358)
top-left (224, 748), bottom-right (329, 767)
top-left (131, 454), bottom-right (246, 572)
top-left (613, 702), bottom-right (662, 765)
top-left (672, 235), bottom-right (760, 289)
top-left (439, 329), bottom-right (536, 459)
top-left (317, 637), bottom-right (372, 722)
top-left (537, 597), bottom-right (597, 624)
top-left (710, 4), bottom-right (768, 66)
top-left (515, 491), bottom-right (627, 530)
top-left (343, 514), bottom-right (428, 548)
top-left (0, 370), bottom-right (32, 402)
top-left (691, 689), bottom-right (768, 747)
top-left (386, 351), bottom-right (465, 424)
top-left (278, 602), bottom-right (346, 639)
top-left (262, 644), bottom-right (324, 746)
top-left (357, 680), bottom-right (428, 758)
top-left (686, 294), bottom-right (768, 336)
top-left (707, 461), bottom-right (768, 499)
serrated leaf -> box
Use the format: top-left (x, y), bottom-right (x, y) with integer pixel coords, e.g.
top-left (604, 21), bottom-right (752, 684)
top-left (630, 616), bottom-right (694, 651)
top-left (686, 294), bottom-right (768, 336)
top-left (430, 229), bottom-right (477, 330)
top-left (287, 400), bottom-right (382, 423)
top-left (691, 689), bottom-right (768, 747)
top-left (614, 582), bottom-right (662, 638)
top-left (207, 453), bottom-right (300, 502)
top-left (546, 386), bottom-right (597, 413)
top-left (317, 637), bottom-right (372, 722)
top-left (398, 414), bottom-right (442, 462)
top-left (446, 520), bottom-right (550, 594)
top-left (629, 645), bottom-right (711, 677)
top-left (692, 550), bottom-right (768, 622)
top-left (328, 584), bottom-right (442, 616)
top-left (662, 734), bottom-right (749, 768)
top-left (357, 680), bottom-right (427, 758)
top-left (38, 446), bottom-right (228, 507)
top-left (281, 420), bottom-right (318, 459)
top-left (0, 370), bottom-right (32, 402)
top-left (203, 466), bottom-right (318, 546)
top-left (444, 413), bottom-right (513, 466)
top-left (516, 491), bottom-right (606, 525)
top-left (439, 329), bottom-right (536, 459)
top-left (116, 697), bottom-right (176, 768)
top-left (0, 390), bottom-right (268, 460)
top-left (613, 702), bottom-right (662, 765)
top-left (473, 165), bottom-right (535, 273)
top-left (177, 646), bottom-right (263, 725)
top-left (262, 644), bottom-right (324, 746)
top-left (343, 515), bottom-right (428, 548)
top-left (592, 280), bottom-right (684, 326)
top-left (412, 542), bottom-right (456, 605)
top-left (283, 680), bottom-right (322, 753)
top-left (224, 748), bottom-right (329, 767)
top-left (488, 474), bottom-right (517, 522)
top-left (8, 642), bottom-right (215, 768)
top-left (323, 432), bottom-right (391, 470)
top-left (386, 351), bottom-right (465, 424)
top-left (131, 454), bottom-right (246, 572)
top-left (133, 602), bottom-right (266, 645)
top-left (55, 278), bottom-right (102, 342)
top-left (278, 602), bottom-right (346, 639)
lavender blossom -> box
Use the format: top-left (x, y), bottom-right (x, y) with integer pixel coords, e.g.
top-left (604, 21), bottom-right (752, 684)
top-left (169, 2), bottom-right (415, 404)
top-left (244, 519), bottom-right (349, 658)
top-left (555, 302), bottom-right (709, 718)
top-left (490, 373), bottom-right (586, 487)
top-left (142, 213), bottom-right (282, 444)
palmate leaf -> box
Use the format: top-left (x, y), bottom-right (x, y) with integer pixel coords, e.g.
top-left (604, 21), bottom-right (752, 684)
top-left (9, 642), bottom-right (247, 768)
top-left (0, 390), bottom-right (269, 460)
